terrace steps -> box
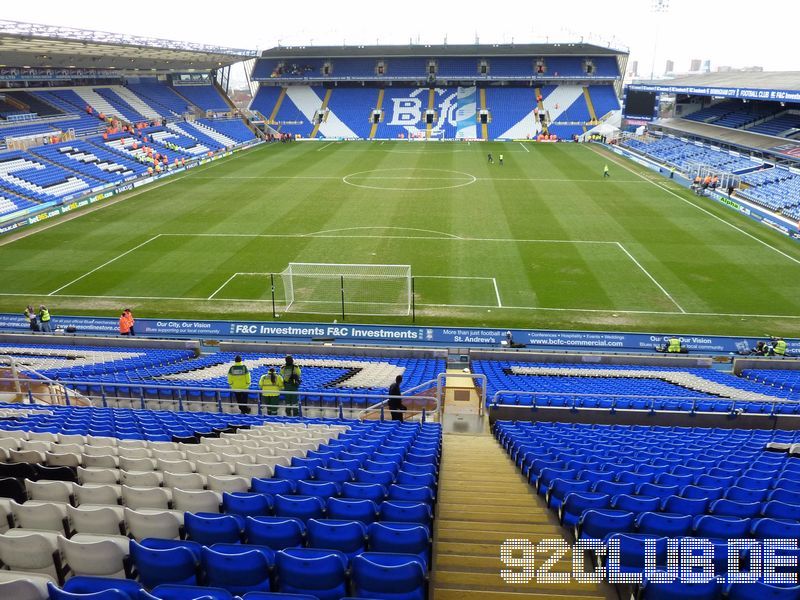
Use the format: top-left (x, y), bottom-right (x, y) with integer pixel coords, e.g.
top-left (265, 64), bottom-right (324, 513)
top-left (368, 89), bottom-right (384, 140)
top-left (431, 433), bottom-right (613, 600)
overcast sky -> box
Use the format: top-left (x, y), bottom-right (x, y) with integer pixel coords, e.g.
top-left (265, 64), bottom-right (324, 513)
top-left (4, 0), bottom-right (797, 84)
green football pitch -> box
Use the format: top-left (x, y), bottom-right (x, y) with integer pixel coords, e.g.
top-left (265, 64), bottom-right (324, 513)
top-left (2, 140), bottom-right (800, 337)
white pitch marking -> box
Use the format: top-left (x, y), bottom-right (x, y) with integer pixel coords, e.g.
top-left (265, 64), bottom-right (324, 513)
top-left (316, 142), bottom-right (336, 152)
top-left (616, 242), bottom-right (686, 313)
top-left (519, 142), bottom-right (530, 153)
top-left (587, 144), bottom-right (800, 267)
top-left (413, 275), bottom-right (496, 280)
top-left (207, 273), bottom-right (240, 300)
top-left (305, 226), bottom-right (462, 240)
top-left (492, 278), bottom-right (503, 308)
top-left (48, 234), bottom-right (162, 296)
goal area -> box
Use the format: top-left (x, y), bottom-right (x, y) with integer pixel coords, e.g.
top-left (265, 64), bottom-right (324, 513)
top-left (280, 263), bottom-right (412, 316)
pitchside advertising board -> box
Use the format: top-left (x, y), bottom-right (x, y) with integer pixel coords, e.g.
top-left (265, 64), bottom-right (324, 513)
top-left (0, 313), bottom-right (795, 354)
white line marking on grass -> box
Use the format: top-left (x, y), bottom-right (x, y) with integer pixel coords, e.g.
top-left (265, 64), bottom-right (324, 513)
top-left (492, 278), bottom-right (503, 307)
top-left (616, 242), bottom-right (686, 313)
top-left (587, 144), bottom-right (800, 268)
top-left (48, 234), bottom-right (162, 296)
top-left (158, 232), bottom-right (618, 244)
top-left (304, 226), bottom-right (463, 239)
top-left (316, 142), bottom-right (336, 151)
top-left (191, 175), bottom-right (645, 183)
top-left (207, 273), bottom-right (240, 300)
top-left (519, 142), bottom-right (530, 153)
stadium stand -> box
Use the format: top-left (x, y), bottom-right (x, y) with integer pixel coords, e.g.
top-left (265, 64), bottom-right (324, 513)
top-left (172, 85), bottom-right (230, 112)
top-left (622, 136), bottom-right (759, 173)
top-left (125, 82), bottom-right (193, 117)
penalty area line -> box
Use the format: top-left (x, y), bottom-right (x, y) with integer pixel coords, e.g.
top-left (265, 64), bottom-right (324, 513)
top-left (616, 242), bottom-right (686, 314)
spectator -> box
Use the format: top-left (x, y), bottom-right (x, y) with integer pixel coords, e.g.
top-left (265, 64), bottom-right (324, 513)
top-left (227, 355), bottom-right (252, 414)
top-left (119, 311), bottom-right (131, 336)
top-left (280, 355), bottom-right (302, 417)
top-left (387, 375), bottom-right (407, 422)
top-left (258, 367), bottom-right (284, 416)
top-left (24, 305), bottom-right (38, 332)
top-left (124, 309), bottom-right (136, 336)
top-left (38, 305), bottom-right (52, 332)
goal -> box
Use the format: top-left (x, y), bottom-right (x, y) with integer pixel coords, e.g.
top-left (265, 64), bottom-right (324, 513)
top-left (280, 263), bottom-right (412, 316)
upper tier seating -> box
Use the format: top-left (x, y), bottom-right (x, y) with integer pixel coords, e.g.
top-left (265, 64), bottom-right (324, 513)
top-left (125, 83), bottom-right (192, 117)
top-left (474, 359), bottom-right (800, 414)
top-left (622, 137), bottom-right (758, 173)
top-left (172, 86), bottom-right (229, 112)
top-left (748, 112), bottom-right (800, 137)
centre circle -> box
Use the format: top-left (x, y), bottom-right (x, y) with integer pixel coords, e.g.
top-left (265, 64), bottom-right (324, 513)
top-left (342, 168), bottom-right (477, 191)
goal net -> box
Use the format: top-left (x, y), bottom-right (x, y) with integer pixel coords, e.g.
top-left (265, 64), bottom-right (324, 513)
top-left (280, 263), bottom-right (412, 316)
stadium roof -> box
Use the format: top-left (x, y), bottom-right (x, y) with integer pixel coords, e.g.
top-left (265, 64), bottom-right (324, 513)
top-left (634, 72), bottom-right (800, 92)
top-left (261, 42), bottom-right (627, 59)
top-left (0, 20), bottom-right (258, 72)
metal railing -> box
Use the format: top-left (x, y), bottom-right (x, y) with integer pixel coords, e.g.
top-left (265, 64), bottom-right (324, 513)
top-left (490, 390), bottom-right (800, 417)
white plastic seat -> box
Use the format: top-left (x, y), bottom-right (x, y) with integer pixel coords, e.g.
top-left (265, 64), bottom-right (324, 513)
top-left (57, 434), bottom-right (86, 445)
top-left (0, 571), bottom-right (53, 600)
top-left (20, 441), bottom-right (52, 454)
top-left (45, 452), bottom-right (81, 468)
top-left (0, 430), bottom-right (29, 441)
top-left (172, 488), bottom-right (221, 513)
top-left (85, 436), bottom-right (117, 447)
top-left (117, 440), bottom-right (148, 449)
top-left (75, 483), bottom-right (121, 506)
top-left (221, 452), bottom-right (252, 464)
top-left (120, 470), bottom-right (163, 487)
top-left (10, 501), bottom-right (70, 536)
top-left (24, 480), bottom-right (74, 505)
top-left (58, 535), bottom-right (131, 578)
top-left (124, 507), bottom-right (182, 541)
top-left (117, 447), bottom-right (152, 460)
top-left (0, 438), bottom-right (20, 451)
top-left (82, 454), bottom-right (119, 469)
top-left (121, 485), bottom-right (171, 510)
top-left (184, 450), bottom-right (220, 462)
top-left (151, 449), bottom-right (184, 461)
top-left (206, 475), bottom-right (249, 494)
top-left (234, 462), bottom-right (273, 479)
top-left (195, 460), bottom-right (233, 476)
top-left (162, 471), bottom-right (206, 490)
top-left (48, 443), bottom-right (83, 455)
top-left (119, 456), bottom-right (157, 472)
top-left (10, 449), bottom-right (46, 464)
top-left (27, 432), bottom-right (57, 443)
top-left (83, 445), bottom-right (118, 457)
top-left (67, 504), bottom-right (125, 536)
top-left (157, 458), bottom-right (194, 473)
top-left (77, 467), bottom-right (119, 485)
top-left (0, 532), bottom-right (63, 582)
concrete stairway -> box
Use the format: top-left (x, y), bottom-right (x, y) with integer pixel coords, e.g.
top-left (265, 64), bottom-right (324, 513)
top-left (431, 433), bottom-right (612, 600)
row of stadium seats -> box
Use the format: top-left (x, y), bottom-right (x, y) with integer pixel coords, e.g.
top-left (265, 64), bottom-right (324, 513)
top-left (0, 418), bottom-right (440, 599)
top-left (252, 55), bottom-right (620, 80)
top-left (251, 84), bottom-right (619, 140)
top-left (495, 421), bottom-right (800, 600)
top-left (683, 100), bottom-right (800, 139)
top-left (622, 137), bottom-right (759, 174)
top-left (737, 166), bottom-right (800, 217)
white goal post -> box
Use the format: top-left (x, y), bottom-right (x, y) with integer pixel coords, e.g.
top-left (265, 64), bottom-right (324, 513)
top-left (280, 263), bottom-right (412, 316)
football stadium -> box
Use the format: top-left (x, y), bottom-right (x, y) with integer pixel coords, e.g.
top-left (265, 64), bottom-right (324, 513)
top-left (0, 3), bottom-right (800, 599)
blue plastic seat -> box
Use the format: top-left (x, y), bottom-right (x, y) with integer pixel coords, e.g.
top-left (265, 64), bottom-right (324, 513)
top-left (693, 515), bottom-right (751, 539)
top-left (593, 480), bottom-right (636, 497)
top-left (47, 583), bottom-right (131, 600)
top-left (636, 512), bottom-right (693, 537)
top-left (606, 533), bottom-right (666, 574)
top-left (578, 509), bottom-right (635, 540)
top-left (367, 521), bottom-right (430, 568)
top-left (610, 494), bottom-right (661, 514)
top-left (274, 494), bottom-right (325, 520)
top-left (342, 482), bottom-right (387, 503)
top-left (185, 512), bottom-right (243, 545)
top-left (751, 518), bottom-right (800, 539)
top-left (245, 516), bottom-right (306, 549)
top-left (725, 486), bottom-right (768, 503)
top-left (274, 465), bottom-right (312, 481)
top-left (275, 547), bottom-right (348, 600)
top-left (546, 478), bottom-right (592, 509)
top-left (296, 479), bottom-right (340, 498)
top-left (146, 584), bottom-right (237, 599)
top-left (58, 577), bottom-right (143, 600)
top-left (763, 500), bottom-right (800, 521)
top-left (130, 539), bottom-right (199, 588)
top-left (222, 492), bottom-right (274, 517)
top-left (638, 581), bottom-right (721, 600)
top-left (636, 483), bottom-right (680, 500)
top-left (396, 471), bottom-right (436, 488)
top-left (201, 546), bottom-right (272, 594)
top-left (727, 581), bottom-right (800, 600)
top-left (314, 467), bottom-right (354, 483)
top-left (388, 484), bottom-right (435, 505)
top-left (351, 552), bottom-right (427, 600)
top-left (307, 518), bottom-right (367, 559)
top-left (252, 479), bottom-right (296, 495)
top-left (326, 497), bottom-right (379, 523)
top-left (379, 501), bottom-right (432, 526)
top-left (661, 495), bottom-right (709, 516)
top-left (559, 492), bottom-right (611, 528)
top-left (709, 499), bottom-right (762, 519)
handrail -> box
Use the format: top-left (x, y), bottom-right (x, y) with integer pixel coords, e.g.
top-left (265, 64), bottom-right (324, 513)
top-left (357, 376), bottom-right (440, 422)
top-left (0, 357), bottom-right (93, 406)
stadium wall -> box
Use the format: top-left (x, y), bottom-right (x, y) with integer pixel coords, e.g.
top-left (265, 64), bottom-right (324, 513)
top-left (606, 142), bottom-right (800, 241)
top-left (0, 312), bottom-right (797, 354)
